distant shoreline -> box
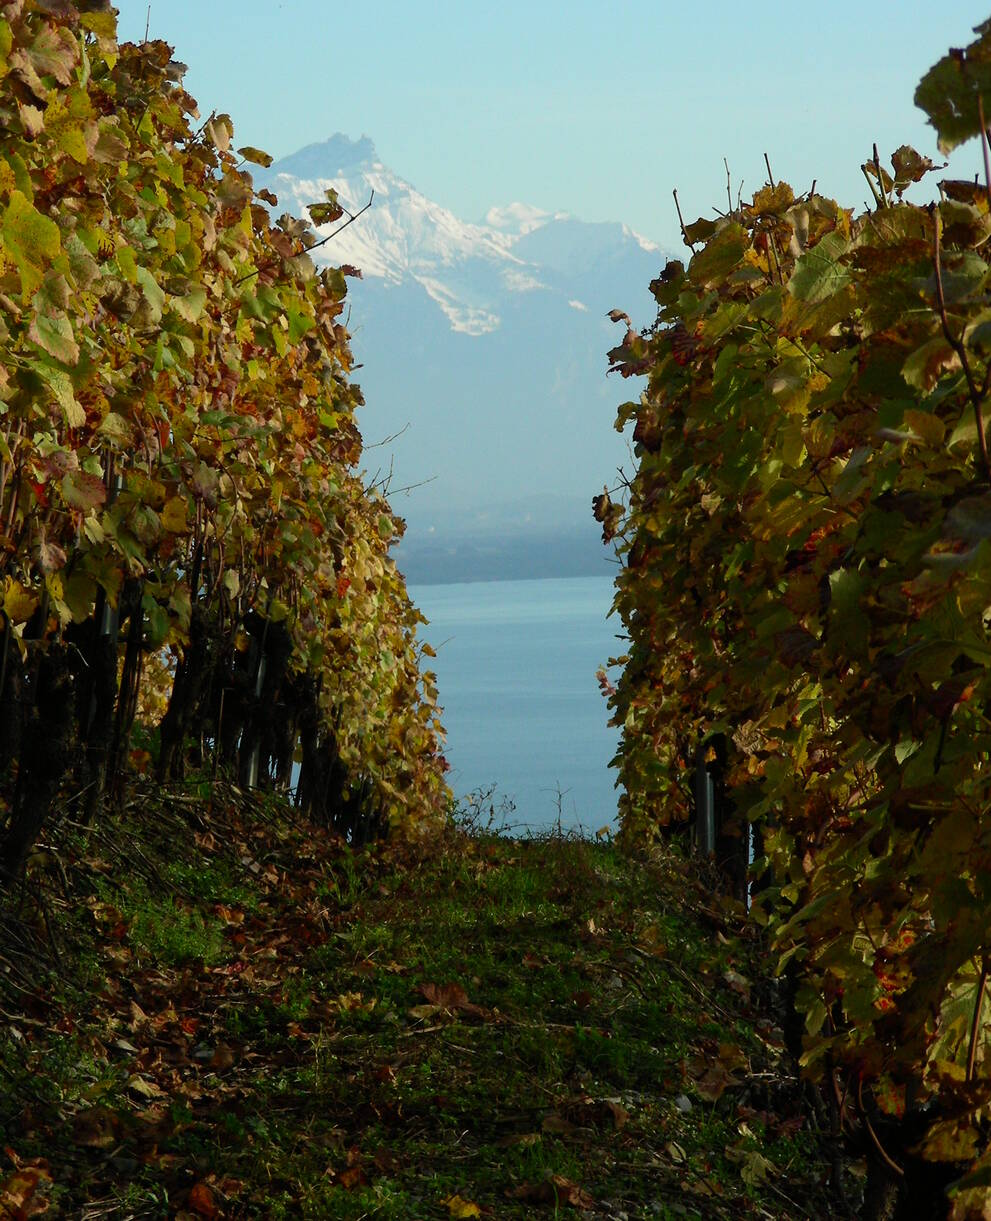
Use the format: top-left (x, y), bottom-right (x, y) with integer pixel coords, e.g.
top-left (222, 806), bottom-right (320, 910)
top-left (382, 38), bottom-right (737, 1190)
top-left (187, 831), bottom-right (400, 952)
top-left (397, 528), bottom-right (618, 586)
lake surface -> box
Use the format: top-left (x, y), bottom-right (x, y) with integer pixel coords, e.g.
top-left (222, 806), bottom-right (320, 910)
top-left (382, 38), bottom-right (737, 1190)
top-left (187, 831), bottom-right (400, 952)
top-left (409, 575), bottom-right (623, 833)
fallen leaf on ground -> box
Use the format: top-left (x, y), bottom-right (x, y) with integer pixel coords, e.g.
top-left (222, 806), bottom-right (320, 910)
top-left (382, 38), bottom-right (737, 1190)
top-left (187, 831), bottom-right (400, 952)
top-left (186, 1181), bottom-right (220, 1218)
top-left (726, 1145), bottom-right (775, 1185)
top-left (71, 1107), bottom-right (119, 1149)
top-left (408, 1003), bottom-right (442, 1020)
top-left (208, 1043), bottom-right (235, 1071)
top-left (723, 969), bottom-right (751, 1001)
top-left (417, 982), bottom-right (490, 1019)
top-left (511, 1175), bottom-right (594, 1208)
top-left (443, 1194), bottom-right (482, 1217)
top-left (718, 1042), bottom-right (749, 1072)
top-left (127, 1073), bottom-right (166, 1099)
top-left (496, 1132), bottom-right (542, 1148)
top-left (0, 1163), bottom-right (52, 1218)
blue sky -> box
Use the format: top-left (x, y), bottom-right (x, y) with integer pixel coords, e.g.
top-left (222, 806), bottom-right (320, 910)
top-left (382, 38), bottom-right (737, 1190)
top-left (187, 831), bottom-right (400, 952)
top-left (117, 2), bottom-right (991, 249)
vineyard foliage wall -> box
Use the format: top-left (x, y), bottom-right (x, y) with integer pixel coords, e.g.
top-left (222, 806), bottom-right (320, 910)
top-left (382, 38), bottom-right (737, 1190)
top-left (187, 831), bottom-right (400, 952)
top-left (602, 18), bottom-right (991, 1208)
top-left (0, 0), bottom-right (449, 875)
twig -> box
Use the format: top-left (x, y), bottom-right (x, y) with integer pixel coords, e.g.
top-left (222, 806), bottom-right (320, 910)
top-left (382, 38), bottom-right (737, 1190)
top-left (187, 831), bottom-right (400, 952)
top-left (629, 945), bottom-right (736, 1022)
top-left (364, 422), bottom-right (411, 450)
top-left (300, 190), bottom-right (374, 260)
top-left (931, 205), bottom-right (991, 480)
top-left (724, 158), bottom-right (733, 215)
top-left (397, 1023), bottom-right (446, 1038)
top-left (872, 143), bottom-right (890, 209)
top-left (764, 1175), bottom-right (818, 1217)
top-left (857, 1078), bottom-right (904, 1179)
top-left (980, 95), bottom-right (991, 213)
top-left (144, 4), bottom-right (151, 42)
top-left (967, 956), bottom-right (989, 1081)
top-left (764, 152), bottom-right (775, 188)
top-left (861, 165), bottom-right (884, 211)
top-left (767, 230), bottom-right (785, 286)
top-left (673, 189), bottom-right (696, 252)
top-left (235, 190), bottom-right (374, 287)
top-left (372, 474), bottom-right (438, 498)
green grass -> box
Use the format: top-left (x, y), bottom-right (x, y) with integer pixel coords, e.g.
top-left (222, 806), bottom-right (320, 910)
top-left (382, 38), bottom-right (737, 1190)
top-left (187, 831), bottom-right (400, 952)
top-left (0, 788), bottom-right (845, 1219)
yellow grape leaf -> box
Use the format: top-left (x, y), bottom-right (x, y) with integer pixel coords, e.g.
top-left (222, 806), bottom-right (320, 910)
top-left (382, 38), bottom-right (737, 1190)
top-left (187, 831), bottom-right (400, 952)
top-left (237, 145), bottom-right (273, 167)
top-left (160, 497), bottom-right (189, 533)
top-left (2, 189), bottom-right (60, 298)
top-left (80, 11), bottom-right (118, 39)
top-left (3, 577), bottom-right (37, 625)
top-left (442, 1196), bottom-right (481, 1218)
top-left (0, 159), bottom-right (15, 198)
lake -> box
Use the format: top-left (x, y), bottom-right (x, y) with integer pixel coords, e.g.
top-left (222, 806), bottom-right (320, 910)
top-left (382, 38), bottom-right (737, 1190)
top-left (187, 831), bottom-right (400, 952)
top-left (409, 575), bottom-right (624, 834)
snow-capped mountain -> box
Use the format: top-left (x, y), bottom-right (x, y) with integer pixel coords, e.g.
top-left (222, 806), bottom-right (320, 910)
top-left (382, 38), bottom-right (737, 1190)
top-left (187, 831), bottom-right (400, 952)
top-left (255, 136), bottom-right (672, 580)
top-left (262, 135), bottom-right (660, 337)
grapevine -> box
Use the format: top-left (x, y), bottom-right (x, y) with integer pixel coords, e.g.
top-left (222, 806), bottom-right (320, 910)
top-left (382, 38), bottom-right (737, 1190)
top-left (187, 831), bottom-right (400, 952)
top-left (0, 1), bottom-right (449, 877)
top-left (604, 17), bottom-right (991, 1212)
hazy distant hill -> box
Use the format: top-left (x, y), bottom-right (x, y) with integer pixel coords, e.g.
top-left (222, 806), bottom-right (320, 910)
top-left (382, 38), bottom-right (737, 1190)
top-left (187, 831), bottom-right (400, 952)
top-left (255, 136), bottom-right (671, 582)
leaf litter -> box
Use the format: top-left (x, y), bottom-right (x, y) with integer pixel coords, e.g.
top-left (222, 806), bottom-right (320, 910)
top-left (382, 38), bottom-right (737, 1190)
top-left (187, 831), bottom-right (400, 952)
top-left (0, 785), bottom-right (848, 1218)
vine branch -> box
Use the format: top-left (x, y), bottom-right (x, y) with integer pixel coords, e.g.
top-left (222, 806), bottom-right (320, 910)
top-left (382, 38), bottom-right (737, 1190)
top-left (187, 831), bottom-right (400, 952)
top-left (673, 189), bottom-right (696, 253)
top-left (967, 957), bottom-right (989, 1082)
top-left (979, 94), bottom-right (991, 213)
top-left (857, 1078), bottom-right (904, 1179)
top-left (931, 205), bottom-right (991, 481)
top-left (236, 191), bottom-right (374, 287)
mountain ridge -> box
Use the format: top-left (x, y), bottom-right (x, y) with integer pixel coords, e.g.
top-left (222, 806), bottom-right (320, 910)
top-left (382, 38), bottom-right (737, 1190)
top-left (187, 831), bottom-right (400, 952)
top-left (253, 135), bottom-right (671, 580)
top-left (260, 135), bottom-right (663, 335)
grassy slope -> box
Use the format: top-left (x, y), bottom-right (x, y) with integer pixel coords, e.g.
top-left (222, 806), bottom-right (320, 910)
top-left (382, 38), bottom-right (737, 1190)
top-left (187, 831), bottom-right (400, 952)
top-left (0, 786), bottom-right (842, 1219)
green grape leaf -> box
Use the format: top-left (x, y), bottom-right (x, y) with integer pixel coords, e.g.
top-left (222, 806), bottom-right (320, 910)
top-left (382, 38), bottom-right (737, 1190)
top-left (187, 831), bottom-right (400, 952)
top-left (2, 190), bottom-right (61, 298)
top-left (788, 230), bottom-right (851, 303)
top-left (171, 284), bottom-right (207, 322)
top-left (135, 265), bottom-right (165, 323)
top-left (915, 19), bottom-right (991, 153)
top-left (30, 358), bottom-right (85, 427)
top-left (688, 223), bottom-right (747, 287)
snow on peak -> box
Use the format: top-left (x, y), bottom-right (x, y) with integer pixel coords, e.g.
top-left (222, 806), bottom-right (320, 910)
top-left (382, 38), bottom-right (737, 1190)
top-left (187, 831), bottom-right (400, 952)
top-left (620, 223), bottom-right (660, 254)
top-left (483, 202), bottom-right (569, 237)
top-left (259, 135), bottom-right (664, 335)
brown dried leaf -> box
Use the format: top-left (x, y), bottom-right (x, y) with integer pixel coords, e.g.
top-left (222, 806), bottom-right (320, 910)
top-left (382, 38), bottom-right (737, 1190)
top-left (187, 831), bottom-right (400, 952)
top-left (186, 1181), bottom-right (220, 1219)
top-left (511, 1175), bottom-right (594, 1208)
top-left (71, 1106), bottom-right (118, 1148)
